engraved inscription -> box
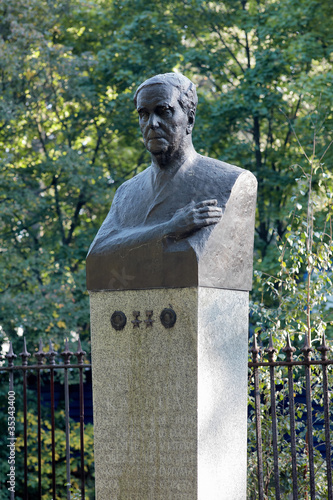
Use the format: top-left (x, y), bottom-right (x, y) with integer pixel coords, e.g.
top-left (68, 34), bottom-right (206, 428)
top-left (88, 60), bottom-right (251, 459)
top-left (94, 294), bottom-right (198, 500)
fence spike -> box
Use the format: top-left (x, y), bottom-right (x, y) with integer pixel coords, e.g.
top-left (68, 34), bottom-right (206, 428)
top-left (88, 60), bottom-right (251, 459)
top-left (318, 332), bottom-right (330, 362)
top-left (301, 334), bottom-right (313, 362)
top-left (5, 341), bottom-right (17, 368)
top-left (35, 339), bottom-right (46, 365)
top-left (47, 340), bottom-right (58, 366)
top-left (61, 338), bottom-right (73, 365)
top-left (265, 332), bottom-right (277, 362)
top-left (282, 333), bottom-right (296, 362)
top-left (250, 334), bottom-right (260, 363)
top-left (19, 337), bottom-right (31, 366)
top-left (75, 337), bottom-right (86, 365)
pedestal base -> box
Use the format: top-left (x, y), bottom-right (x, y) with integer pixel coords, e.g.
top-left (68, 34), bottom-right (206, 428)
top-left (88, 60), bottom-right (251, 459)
top-left (90, 287), bottom-right (248, 500)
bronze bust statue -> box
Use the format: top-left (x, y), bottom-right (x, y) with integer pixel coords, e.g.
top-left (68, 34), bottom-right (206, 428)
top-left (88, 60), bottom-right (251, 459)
top-left (87, 73), bottom-right (257, 291)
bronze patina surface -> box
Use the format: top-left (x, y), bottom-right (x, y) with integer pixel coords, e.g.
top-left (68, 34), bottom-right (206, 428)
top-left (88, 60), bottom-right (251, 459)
top-left (86, 73), bottom-right (257, 291)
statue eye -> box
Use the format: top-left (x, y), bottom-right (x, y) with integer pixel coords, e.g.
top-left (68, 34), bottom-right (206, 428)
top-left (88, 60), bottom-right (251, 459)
top-left (138, 110), bottom-right (149, 120)
top-left (158, 106), bottom-right (172, 117)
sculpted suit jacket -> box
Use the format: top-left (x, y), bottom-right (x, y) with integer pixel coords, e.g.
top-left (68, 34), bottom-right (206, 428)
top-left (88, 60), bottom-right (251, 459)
top-left (86, 155), bottom-right (257, 291)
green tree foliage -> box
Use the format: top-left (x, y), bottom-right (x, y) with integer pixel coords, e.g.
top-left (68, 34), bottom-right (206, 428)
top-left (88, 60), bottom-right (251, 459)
top-left (0, 0), bottom-right (332, 349)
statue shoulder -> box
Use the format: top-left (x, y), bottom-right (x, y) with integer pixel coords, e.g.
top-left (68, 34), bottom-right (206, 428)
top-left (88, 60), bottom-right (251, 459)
top-left (192, 154), bottom-right (256, 190)
top-left (112, 166), bottom-right (152, 201)
top-left (118, 166), bottom-right (152, 190)
top-left (195, 154), bottom-right (247, 175)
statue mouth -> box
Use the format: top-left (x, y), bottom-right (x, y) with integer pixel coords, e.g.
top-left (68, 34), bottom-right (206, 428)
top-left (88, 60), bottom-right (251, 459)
top-left (147, 136), bottom-right (168, 144)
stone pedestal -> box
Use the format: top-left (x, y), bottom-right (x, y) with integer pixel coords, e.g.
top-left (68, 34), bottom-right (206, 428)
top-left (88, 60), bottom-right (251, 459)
top-left (90, 287), bottom-right (248, 500)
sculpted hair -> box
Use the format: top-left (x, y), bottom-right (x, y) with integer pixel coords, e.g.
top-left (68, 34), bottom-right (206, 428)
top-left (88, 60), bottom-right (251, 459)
top-left (134, 73), bottom-right (198, 115)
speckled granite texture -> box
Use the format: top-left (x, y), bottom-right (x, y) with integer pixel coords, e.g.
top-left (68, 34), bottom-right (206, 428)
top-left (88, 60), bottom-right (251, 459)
top-left (90, 287), bottom-right (248, 500)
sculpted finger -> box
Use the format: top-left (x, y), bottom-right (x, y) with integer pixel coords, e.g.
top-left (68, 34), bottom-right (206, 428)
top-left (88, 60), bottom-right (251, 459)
top-left (195, 210), bottom-right (222, 220)
top-left (195, 199), bottom-right (218, 208)
top-left (197, 206), bottom-right (222, 215)
top-left (195, 216), bottom-right (222, 227)
top-left (196, 211), bottom-right (222, 219)
top-left (202, 217), bottom-right (222, 226)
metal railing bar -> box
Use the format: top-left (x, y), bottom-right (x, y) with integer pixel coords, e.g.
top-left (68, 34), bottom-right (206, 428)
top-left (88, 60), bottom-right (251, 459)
top-left (35, 340), bottom-right (45, 500)
top-left (50, 367), bottom-right (56, 499)
top-left (322, 362), bottom-right (333, 500)
top-left (270, 364), bottom-right (281, 500)
top-left (0, 363), bottom-right (91, 371)
top-left (304, 364), bottom-right (315, 499)
top-left (23, 369), bottom-right (28, 500)
top-left (287, 363), bottom-right (298, 500)
top-left (36, 339), bottom-right (46, 500)
top-left (9, 373), bottom-right (15, 500)
top-left (6, 343), bottom-right (16, 500)
top-left (64, 366), bottom-right (71, 500)
top-left (302, 337), bottom-right (316, 500)
top-left (254, 365), bottom-right (264, 500)
top-left (266, 335), bottom-right (281, 500)
top-left (318, 334), bottom-right (333, 500)
top-left (47, 341), bottom-right (57, 500)
top-left (283, 334), bottom-right (298, 500)
top-left (251, 335), bottom-right (264, 500)
top-left (79, 366), bottom-right (86, 500)
top-left (62, 339), bottom-right (73, 500)
top-left (76, 338), bottom-right (86, 500)
top-left (37, 369), bottom-right (42, 500)
top-left (248, 360), bottom-right (333, 367)
top-left (19, 338), bottom-right (30, 500)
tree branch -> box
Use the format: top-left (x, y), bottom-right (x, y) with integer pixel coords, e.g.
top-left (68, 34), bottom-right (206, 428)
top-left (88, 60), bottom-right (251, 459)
top-left (35, 118), bottom-right (50, 159)
top-left (0, 280), bottom-right (28, 294)
top-left (52, 175), bottom-right (66, 244)
top-left (209, 24), bottom-right (245, 75)
top-left (64, 191), bottom-right (86, 245)
top-left (245, 30), bottom-right (251, 69)
top-left (47, 68), bottom-right (72, 148)
top-left (91, 120), bottom-right (104, 165)
top-left (283, 94), bottom-right (302, 147)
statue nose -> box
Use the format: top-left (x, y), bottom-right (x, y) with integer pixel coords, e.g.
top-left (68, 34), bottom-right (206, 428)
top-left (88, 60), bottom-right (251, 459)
top-left (148, 113), bottom-right (159, 129)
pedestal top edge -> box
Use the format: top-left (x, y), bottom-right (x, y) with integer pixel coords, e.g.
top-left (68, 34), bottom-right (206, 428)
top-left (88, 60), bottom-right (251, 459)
top-left (88, 285), bottom-right (251, 294)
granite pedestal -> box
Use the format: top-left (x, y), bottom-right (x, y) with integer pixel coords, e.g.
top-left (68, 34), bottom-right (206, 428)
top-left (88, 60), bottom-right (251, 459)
top-left (90, 287), bottom-right (248, 500)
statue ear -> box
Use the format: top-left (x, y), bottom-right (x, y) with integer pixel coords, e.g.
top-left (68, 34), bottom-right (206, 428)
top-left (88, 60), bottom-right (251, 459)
top-left (186, 110), bottom-right (195, 134)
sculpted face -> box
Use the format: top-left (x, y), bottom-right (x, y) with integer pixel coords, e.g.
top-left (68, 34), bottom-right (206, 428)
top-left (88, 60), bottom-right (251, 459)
top-left (136, 84), bottom-right (192, 158)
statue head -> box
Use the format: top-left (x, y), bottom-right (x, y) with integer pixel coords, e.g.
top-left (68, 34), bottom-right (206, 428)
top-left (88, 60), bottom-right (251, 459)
top-left (134, 73), bottom-right (197, 161)
top-left (134, 72), bottom-right (198, 117)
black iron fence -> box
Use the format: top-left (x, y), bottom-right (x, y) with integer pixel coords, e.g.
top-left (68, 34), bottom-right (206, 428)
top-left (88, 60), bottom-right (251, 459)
top-left (1, 333), bottom-right (332, 499)
top-left (0, 337), bottom-right (92, 500)
top-left (248, 333), bottom-right (333, 500)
